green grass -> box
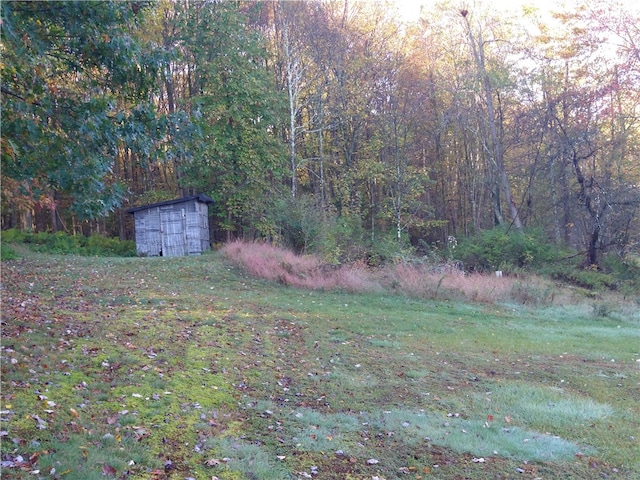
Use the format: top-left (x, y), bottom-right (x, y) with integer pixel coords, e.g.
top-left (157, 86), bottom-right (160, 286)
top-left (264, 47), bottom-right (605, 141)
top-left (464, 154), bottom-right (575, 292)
top-left (2, 248), bottom-right (639, 479)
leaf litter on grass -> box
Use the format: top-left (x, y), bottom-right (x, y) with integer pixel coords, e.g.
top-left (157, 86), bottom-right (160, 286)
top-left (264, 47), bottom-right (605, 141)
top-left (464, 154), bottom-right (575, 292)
top-left (2, 251), bottom-right (639, 480)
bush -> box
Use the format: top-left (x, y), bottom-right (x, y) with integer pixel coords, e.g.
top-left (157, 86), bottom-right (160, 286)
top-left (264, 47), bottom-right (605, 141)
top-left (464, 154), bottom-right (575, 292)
top-left (601, 253), bottom-right (640, 295)
top-left (366, 231), bottom-right (415, 266)
top-left (35, 231), bottom-right (77, 253)
top-left (270, 194), bottom-right (329, 255)
top-left (1, 243), bottom-right (18, 261)
top-left (84, 234), bottom-right (136, 256)
top-left (2, 228), bottom-right (27, 243)
top-left (0, 229), bottom-right (136, 257)
top-left (545, 263), bottom-right (618, 291)
top-left (453, 227), bottom-right (559, 273)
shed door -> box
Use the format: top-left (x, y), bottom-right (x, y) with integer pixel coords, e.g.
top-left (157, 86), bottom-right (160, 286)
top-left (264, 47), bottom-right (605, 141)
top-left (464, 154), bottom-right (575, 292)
top-left (185, 212), bottom-right (201, 254)
top-left (161, 210), bottom-right (186, 257)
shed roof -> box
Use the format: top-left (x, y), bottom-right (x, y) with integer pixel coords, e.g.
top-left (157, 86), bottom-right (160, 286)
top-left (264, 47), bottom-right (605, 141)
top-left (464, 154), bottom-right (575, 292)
top-left (127, 194), bottom-right (213, 214)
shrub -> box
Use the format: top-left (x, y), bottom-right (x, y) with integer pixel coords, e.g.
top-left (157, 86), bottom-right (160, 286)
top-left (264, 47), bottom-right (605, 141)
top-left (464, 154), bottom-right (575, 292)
top-left (592, 302), bottom-right (612, 318)
top-left (2, 228), bottom-right (27, 243)
top-left (0, 229), bottom-right (136, 257)
top-left (367, 231), bottom-right (415, 266)
top-left (267, 195), bottom-right (348, 264)
top-left (601, 253), bottom-right (640, 295)
top-left (322, 214), bottom-right (368, 264)
top-left (1, 243), bottom-right (18, 261)
top-left (36, 231), bottom-right (77, 253)
top-left (545, 263), bottom-right (618, 291)
top-left (84, 234), bottom-right (136, 256)
top-left (453, 227), bottom-right (559, 273)
top-left (509, 278), bottom-right (555, 305)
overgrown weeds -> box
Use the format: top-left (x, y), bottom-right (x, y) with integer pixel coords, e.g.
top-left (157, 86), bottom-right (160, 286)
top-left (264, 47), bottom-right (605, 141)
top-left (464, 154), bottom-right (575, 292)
top-left (220, 240), bottom-right (631, 308)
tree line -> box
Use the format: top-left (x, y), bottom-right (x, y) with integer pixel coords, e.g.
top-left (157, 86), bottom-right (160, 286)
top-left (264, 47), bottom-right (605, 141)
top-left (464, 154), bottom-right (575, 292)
top-left (2, 0), bottom-right (639, 267)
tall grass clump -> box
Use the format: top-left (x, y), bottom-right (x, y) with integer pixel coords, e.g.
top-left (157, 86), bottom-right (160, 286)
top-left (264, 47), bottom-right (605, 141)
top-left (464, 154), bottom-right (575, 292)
top-left (221, 240), bottom-right (563, 305)
top-left (220, 240), bottom-right (379, 292)
top-left (384, 262), bottom-right (516, 303)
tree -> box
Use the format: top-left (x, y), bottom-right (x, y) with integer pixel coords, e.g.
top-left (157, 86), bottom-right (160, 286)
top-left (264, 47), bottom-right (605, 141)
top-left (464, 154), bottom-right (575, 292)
top-left (1, 1), bottom-right (161, 229)
top-left (528, 0), bottom-right (640, 266)
top-left (175, 1), bottom-right (287, 240)
top-left (460, 8), bottom-right (523, 231)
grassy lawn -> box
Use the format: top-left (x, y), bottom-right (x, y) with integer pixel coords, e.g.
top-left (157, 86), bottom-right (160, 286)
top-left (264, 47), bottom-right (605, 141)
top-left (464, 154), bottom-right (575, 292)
top-left (2, 248), bottom-right (639, 479)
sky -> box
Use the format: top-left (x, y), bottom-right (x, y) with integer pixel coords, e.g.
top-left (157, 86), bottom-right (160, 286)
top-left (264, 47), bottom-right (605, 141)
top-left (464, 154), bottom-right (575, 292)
top-left (392, 0), bottom-right (638, 22)
top-left (392, 0), bottom-right (558, 22)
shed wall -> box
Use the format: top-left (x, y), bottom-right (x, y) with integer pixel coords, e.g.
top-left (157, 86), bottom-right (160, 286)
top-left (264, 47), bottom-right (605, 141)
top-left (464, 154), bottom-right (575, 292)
top-left (132, 198), bottom-right (211, 257)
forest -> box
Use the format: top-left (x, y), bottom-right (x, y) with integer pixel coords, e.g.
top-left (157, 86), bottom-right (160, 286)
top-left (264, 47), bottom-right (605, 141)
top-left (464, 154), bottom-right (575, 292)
top-left (2, 0), bottom-right (639, 270)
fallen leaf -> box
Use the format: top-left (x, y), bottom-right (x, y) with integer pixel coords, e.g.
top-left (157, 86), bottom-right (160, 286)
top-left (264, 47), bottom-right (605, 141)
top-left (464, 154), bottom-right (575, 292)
top-left (102, 464), bottom-right (117, 476)
top-left (367, 458), bottom-right (379, 464)
top-left (31, 415), bottom-right (47, 430)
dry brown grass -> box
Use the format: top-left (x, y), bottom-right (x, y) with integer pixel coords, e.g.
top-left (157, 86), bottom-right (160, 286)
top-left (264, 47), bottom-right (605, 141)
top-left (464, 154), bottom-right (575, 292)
top-left (220, 240), bottom-right (562, 305)
top-left (220, 240), bottom-right (380, 292)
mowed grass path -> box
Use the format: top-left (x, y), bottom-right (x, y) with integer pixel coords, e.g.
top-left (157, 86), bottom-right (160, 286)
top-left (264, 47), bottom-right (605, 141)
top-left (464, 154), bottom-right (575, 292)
top-left (2, 249), bottom-right (639, 479)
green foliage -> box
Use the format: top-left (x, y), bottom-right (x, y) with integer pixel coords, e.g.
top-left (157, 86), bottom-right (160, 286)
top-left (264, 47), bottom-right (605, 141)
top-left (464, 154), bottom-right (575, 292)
top-left (176, 1), bottom-right (287, 235)
top-left (546, 264), bottom-right (619, 291)
top-left (367, 230), bottom-right (415, 266)
top-left (1, 1), bottom-right (164, 219)
top-left (1, 228), bottom-right (24, 243)
top-left (453, 226), bottom-right (559, 272)
top-left (1, 229), bottom-right (135, 256)
top-left (0, 243), bottom-right (18, 261)
top-left (262, 195), bottom-right (388, 265)
top-left (601, 253), bottom-right (640, 295)
top-left (83, 233), bottom-right (137, 257)
top-left (323, 214), bottom-right (369, 264)
top-left (270, 194), bottom-right (328, 253)
top-left (455, 228), bottom-right (636, 294)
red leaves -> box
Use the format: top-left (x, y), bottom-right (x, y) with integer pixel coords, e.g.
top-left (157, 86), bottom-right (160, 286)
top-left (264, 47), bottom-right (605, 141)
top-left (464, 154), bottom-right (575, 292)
top-left (101, 463), bottom-right (117, 476)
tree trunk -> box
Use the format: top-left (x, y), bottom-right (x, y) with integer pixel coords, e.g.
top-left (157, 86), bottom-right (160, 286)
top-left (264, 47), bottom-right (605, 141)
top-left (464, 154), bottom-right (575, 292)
top-left (463, 13), bottom-right (522, 231)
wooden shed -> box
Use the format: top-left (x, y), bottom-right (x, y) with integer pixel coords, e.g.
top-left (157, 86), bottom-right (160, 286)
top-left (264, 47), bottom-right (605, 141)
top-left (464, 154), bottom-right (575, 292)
top-left (127, 194), bottom-right (213, 257)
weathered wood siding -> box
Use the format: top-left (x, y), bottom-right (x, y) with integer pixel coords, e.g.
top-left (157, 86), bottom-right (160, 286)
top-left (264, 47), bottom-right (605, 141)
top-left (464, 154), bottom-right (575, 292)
top-left (133, 207), bottom-right (162, 256)
top-left (129, 195), bottom-right (212, 257)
